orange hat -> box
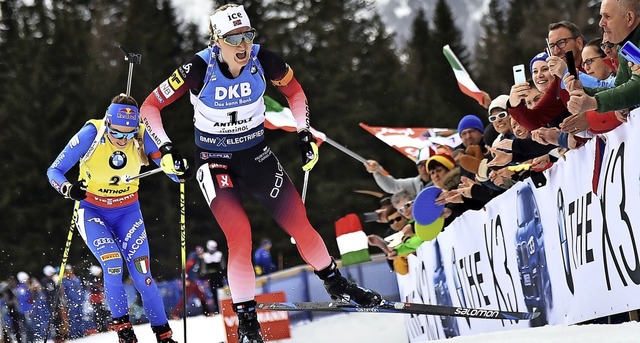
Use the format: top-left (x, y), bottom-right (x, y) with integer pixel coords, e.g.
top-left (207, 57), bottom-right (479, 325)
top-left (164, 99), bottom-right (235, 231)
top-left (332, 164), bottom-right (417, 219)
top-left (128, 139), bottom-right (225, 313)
top-left (426, 153), bottom-right (455, 171)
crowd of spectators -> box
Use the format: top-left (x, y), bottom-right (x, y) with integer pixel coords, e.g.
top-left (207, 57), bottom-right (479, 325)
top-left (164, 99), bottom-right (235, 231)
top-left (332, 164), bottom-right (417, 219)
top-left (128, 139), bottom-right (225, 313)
top-left (0, 242), bottom-right (227, 342)
top-left (362, 0), bottom-right (640, 277)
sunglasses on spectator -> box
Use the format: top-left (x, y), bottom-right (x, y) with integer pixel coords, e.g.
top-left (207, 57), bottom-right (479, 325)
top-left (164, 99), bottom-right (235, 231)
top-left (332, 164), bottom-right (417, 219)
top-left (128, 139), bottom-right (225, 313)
top-left (600, 41), bottom-right (615, 51)
top-left (548, 37), bottom-right (577, 50)
top-left (488, 111), bottom-right (508, 123)
top-left (107, 126), bottom-right (139, 140)
top-left (387, 216), bottom-right (404, 225)
top-left (221, 29), bottom-right (256, 46)
top-left (582, 56), bottom-right (604, 67)
top-left (397, 200), bottom-right (414, 214)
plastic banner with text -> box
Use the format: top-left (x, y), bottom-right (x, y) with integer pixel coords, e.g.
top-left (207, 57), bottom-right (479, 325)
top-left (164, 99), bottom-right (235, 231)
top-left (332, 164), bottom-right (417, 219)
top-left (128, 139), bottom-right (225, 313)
top-left (397, 108), bottom-right (640, 341)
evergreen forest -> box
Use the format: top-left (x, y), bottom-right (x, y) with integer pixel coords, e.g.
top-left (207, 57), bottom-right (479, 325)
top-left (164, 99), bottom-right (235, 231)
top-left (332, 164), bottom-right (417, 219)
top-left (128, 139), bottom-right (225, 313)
top-left (0, 0), bottom-right (602, 279)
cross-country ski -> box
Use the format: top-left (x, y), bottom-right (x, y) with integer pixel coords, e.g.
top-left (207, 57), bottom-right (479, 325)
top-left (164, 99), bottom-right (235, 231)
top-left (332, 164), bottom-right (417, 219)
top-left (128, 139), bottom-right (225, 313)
top-left (257, 300), bottom-right (539, 321)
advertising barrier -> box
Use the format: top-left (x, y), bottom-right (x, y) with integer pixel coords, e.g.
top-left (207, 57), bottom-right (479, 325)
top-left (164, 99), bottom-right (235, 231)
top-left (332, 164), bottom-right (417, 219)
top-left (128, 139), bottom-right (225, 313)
top-left (398, 109), bottom-right (640, 341)
top-left (221, 291), bottom-right (290, 342)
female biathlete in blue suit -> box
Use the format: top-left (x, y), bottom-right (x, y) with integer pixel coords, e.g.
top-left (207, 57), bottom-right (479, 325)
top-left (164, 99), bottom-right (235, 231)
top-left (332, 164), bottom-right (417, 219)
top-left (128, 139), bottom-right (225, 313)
top-left (139, 4), bottom-right (381, 343)
top-left (47, 94), bottom-right (178, 343)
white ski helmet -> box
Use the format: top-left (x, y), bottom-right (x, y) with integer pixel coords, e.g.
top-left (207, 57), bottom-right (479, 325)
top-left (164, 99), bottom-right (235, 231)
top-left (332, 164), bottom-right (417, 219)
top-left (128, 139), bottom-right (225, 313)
top-left (207, 240), bottom-right (218, 251)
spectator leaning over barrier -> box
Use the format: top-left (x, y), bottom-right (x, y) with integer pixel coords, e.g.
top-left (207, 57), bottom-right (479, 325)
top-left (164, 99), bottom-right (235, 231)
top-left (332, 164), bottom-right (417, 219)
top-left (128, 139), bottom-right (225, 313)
top-left (530, 52), bottom-right (553, 94)
top-left (364, 148), bottom-right (432, 196)
top-left (525, 78), bottom-right (544, 110)
top-left (425, 153), bottom-right (465, 226)
top-left (367, 206), bottom-right (409, 272)
top-left (387, 190), bottom-right (425, 261)
top-left (455, 114), bottom-right (487, 182)
top-left (568, 0), bottom-right (640, 116)
top-left (601, 31), bottom-right (620, 71)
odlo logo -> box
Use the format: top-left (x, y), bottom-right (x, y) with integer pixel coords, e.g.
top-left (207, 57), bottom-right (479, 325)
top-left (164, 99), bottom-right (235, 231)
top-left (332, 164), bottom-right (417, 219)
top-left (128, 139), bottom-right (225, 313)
top-left (215, 83), bottom-right (251, 100)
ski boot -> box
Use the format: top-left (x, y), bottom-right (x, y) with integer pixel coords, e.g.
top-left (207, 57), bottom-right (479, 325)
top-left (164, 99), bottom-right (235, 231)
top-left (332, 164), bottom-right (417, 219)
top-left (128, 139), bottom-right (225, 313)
top-left (111, 316), bottom-right (138, 343)
top-left (315, 260), bottom-right (383, 307)
top-left (234, 300), bottom-right (264, 343)
top-left (151, 323), bottom-right (178, 343)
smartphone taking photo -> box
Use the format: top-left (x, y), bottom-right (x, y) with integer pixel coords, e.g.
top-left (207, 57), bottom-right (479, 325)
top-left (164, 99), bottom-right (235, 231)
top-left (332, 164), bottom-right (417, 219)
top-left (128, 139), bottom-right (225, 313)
top-left (565, 51), bottom-right (578, 77)
top-left (620, 41), bottom-right (640, 65)
top-left (513, 64), bottom-right (526, 84)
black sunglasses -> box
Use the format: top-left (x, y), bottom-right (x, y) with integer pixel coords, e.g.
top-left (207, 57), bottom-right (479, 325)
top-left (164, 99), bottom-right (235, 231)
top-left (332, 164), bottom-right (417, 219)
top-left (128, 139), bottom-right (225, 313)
top-left (387, 216), bottom-right (404, 225)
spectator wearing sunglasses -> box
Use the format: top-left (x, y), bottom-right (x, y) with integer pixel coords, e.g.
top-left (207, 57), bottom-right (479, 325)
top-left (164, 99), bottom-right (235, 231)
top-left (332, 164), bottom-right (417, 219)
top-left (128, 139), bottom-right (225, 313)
top-left (46, 94), bottom-right (179, 343)
top-left (567, 0), bottom-right (640, 118)
top-left (601, 32), bottom-right (619, 71)
top-left (140, 4), bottom-right (382, 342)
top-left (386, 190), bottom-right (425, 259)
top-left (367, 207), bottom-right (408, 266)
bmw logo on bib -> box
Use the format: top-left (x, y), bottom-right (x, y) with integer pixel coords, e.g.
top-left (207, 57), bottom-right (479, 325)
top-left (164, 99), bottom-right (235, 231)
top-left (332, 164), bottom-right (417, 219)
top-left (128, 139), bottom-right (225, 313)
top-left (110, 151), bottom-right (127, 169)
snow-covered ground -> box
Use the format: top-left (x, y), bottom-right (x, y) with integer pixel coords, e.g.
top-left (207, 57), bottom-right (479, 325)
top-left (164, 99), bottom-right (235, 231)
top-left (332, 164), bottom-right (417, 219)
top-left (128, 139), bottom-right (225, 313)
top-left (70, 312), bottom-right (640, 342)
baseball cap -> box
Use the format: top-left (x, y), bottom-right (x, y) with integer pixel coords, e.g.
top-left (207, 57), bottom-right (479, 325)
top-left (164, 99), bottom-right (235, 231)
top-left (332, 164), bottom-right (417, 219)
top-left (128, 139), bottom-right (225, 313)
top-left (210, 5), bottom-right (251, 38)
top-left (207, 240), bottom-right (218, 251)
top-left (488, 95), bottom-right (510, 114)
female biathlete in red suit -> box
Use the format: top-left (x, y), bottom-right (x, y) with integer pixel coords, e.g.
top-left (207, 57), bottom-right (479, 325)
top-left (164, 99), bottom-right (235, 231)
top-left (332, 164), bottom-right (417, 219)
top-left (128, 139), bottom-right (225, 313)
top-left (140, 4), bottom-right (381, 343)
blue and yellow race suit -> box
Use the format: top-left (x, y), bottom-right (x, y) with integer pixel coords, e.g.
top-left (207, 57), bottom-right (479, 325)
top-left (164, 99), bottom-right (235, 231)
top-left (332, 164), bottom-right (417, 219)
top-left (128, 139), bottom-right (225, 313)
top-left (47, 119), bottom-right (172, 326)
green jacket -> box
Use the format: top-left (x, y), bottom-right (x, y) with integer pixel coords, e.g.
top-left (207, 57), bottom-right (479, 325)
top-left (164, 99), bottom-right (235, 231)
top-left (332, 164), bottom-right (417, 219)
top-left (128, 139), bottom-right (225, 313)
top-left (586, 24), bottom-right (640, 112)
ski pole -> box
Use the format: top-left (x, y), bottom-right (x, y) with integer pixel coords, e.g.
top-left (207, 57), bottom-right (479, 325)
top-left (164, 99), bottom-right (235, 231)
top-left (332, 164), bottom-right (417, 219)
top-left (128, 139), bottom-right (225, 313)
top-left (44, 200), bottom-right (79, 343)
top-left (301, 170), bottom-right (310, 203)
top-left (179, 182), bottom-right (187, 343)
top-left (125, 167), bottom-right (162, 182)
top-left (119, 46), bottom-right (142, 96)
top-left (324, 137), bottom-right (389, 175)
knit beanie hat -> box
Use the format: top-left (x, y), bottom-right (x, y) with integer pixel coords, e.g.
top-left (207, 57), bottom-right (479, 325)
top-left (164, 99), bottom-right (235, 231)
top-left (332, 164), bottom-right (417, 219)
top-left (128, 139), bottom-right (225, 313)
top-left (457, 114), bottom-right (484, 134)
top-left (530, 52), bottom-right (548, 75)
top-left (427, 153), bottom-right (456, 171)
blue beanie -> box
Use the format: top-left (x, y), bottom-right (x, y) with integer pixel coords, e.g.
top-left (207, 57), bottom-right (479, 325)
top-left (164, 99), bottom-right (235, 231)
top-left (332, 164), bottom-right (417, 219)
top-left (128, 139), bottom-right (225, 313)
top-left (457, 114), bottom-right (484, 134)
top-left (530, 52), bottom-right (548, 75)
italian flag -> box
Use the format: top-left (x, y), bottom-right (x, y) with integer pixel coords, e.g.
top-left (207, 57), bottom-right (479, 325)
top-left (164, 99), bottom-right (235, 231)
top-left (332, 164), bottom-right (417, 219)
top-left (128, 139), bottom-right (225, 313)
top-left (442, 45), bottom-right (486, 106)
top-left (335, 213), bottom-right (371, 266)
top-left (264, 96), bottom-right (326, 144)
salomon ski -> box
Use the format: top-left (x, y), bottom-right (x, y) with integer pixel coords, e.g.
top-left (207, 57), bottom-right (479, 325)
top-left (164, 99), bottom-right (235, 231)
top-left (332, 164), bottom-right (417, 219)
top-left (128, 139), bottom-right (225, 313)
top-left (257, 300), bottom-right (539, 320)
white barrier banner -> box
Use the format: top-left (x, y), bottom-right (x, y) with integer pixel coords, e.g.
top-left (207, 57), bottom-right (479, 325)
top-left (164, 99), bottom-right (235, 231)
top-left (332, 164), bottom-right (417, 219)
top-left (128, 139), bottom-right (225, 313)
top-left (398, 109), bottom-right (640, 341)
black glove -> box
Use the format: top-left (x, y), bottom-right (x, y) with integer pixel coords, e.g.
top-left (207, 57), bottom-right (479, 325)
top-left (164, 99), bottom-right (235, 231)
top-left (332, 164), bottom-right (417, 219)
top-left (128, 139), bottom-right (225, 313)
top-left (297, 130), bottom-right (319, 171)
top-left (62, 180), bottom-right (87, 201)
top-left (159, 143), bottom-right (189, 176)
